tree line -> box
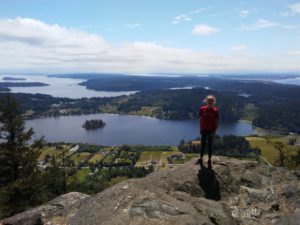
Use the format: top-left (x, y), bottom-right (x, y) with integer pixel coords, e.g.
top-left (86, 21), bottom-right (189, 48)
top-left (178, 135), bottom-right (261, 158)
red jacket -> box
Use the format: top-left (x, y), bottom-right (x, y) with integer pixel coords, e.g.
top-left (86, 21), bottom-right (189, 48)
top-left (199, 105), bottom-right (219, 132)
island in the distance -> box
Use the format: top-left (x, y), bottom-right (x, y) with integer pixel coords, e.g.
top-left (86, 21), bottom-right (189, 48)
top-left (0, 82), bottom-right (49, 89)
top-left (2, 77), bottom-right (26, 81)
top-left (82, 119), bottom-right (106, 130)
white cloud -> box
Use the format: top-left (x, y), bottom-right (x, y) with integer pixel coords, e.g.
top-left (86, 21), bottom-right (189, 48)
top-left (208, 14), bottom-right (220, 18)
top-left (288, 50), bottom-right (300, 55)
top-left (123, 23), bottom-right (141, 29)
top-left (241, 19), bottom-right (278, 30)
top-left (0, 17), bottom-right (299, 74)
top-left (283, 24), bottom-right (300, 29)
top-left (239, 10), bottom-right (250, 18)
top-left (289, 3), bottom-right (300, 14)
top-left (255, 19), bottom-right (278, 28)
top-left (192, 24), bottom-right (219, 35)
top-left (279, 11), bottom-right (291, 17)
top-left (190, 7), bottom-right (210, 14)
top-left (231, 45), bottom-right (248, 51)
top-left (172, 14), bottom-right (191, 24)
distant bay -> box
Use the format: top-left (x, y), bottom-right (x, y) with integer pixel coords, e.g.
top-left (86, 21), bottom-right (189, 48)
top-left (0, 75), bottom-right (137, 98)
top-left (274, 77), bottom-right (300, 86)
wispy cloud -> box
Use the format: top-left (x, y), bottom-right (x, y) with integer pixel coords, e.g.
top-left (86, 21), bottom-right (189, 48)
top-left (231, 45), bottom-right (248, 51)
top-left (208, 14), bottom-right (220, 18)
top-left (279, 11), bottom-right (291, 17)
top-left (192, 24), bottom-right (219, 35)
top-left (190, 7), bottom-right (211, 14)
top-left (280, 2), bottom-right (300, 16)
top-left (172, 14), bottom-right (191, 24)
top-left (0, 18), bottom-right (299, 74)
top-left (238, 10), bottom-right (250, 18)
top-left (172, 7), bottom-right (210, 24)
top-left (288, 50), bottom-right (300, 55)
top-left (283, 24), bottom-right (300, 30)
top-left (241, 19), bottom-right (278, 30)
top-left (123, 23), bottom-right (141, 29)
top-left (289, 2), bottom-right (300, 14)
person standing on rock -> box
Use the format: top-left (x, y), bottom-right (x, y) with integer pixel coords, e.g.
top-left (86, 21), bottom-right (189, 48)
top-left (196, 95), bottom-right (219, 167)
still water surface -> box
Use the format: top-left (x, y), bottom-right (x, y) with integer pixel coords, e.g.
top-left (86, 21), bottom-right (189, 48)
top-left (0, 75), bottom-right (137, 98)
top-left (26, 113), bottom-right (254, 145)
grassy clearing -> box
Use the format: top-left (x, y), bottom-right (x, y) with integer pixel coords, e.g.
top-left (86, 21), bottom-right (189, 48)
top-left (185, 153), bottom-right (199, 162)
top-left (127, 106), bottom-right (161, 117)
top-left (70, 152), bottom-right (91, 165)
top-left (139, 151), bottom-right (162, 162)
top-left (247, 137), bottom-right (279, 164)
top-left (107, 176), bottom-right (128, 187)
top-left (246, 136), bottom-right (299, 166)
top-left (161, 151), bottom-right (178, 164)
top-left (38, 147), bottom-right (59, 161)
top-left (88, 153), bottom-right (103, 163)
top-left (170, 146), bottom-right (180, 152)
top-left (74, 168), bottom-right (91, 182)
top-left (271, 135), bottom-right (300, 144)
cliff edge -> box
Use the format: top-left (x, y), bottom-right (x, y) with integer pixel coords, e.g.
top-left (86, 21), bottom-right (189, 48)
top-left (1, 156), bottom-right (299, 225)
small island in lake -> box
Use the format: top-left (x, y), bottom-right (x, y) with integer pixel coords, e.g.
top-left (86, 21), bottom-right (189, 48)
top-left (82, 119), bottom-right (106, 130)
top-left (3, 77), bottom-right (26, 81)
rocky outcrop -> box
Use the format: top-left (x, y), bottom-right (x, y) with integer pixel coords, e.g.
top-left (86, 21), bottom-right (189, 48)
top-left (1, 156), bottom-right (299, 225)
top-left (0, 192), bottom-right (89, 225)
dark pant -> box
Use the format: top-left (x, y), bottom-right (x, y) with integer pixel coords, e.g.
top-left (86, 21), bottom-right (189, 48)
top-left (201, 130), bottom-right (214, 159)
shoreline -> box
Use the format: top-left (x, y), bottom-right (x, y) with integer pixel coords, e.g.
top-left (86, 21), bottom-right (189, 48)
top-left (239, 119), bottom-right (288, 137)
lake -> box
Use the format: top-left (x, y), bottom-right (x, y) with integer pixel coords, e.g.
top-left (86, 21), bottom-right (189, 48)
top-left (26, 113), bottom-right (254, 145)
top-left (0, 75), bottom-right (137, 98)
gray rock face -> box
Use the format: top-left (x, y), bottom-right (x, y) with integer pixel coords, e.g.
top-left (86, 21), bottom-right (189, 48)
top-left (1, 157), bottom-right (299, 225)
top-left (0, 192), bottom-right (89, 225)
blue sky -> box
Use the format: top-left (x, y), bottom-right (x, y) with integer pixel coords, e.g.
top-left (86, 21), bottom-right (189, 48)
top-left (0, 0), bottom-right (299, 74)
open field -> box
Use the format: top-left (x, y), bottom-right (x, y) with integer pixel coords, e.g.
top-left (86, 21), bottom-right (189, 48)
top-left (139, 151), bottom-right (163, 162)
top-left (246, 136), bottom-right (299, 166)
top-left (73, 168), bottom-right (91, 182)
top-left (88, 153), bottom-right (104, 163)
top-left (38, 144), bottom-right (76, 161)
top-left (271, 135), bottom-right (300, 144)
top-left (136, 146), bottom-right (198, 171)
top-left (38, 147), bottom-right (59, 161)
top-left (247, 137), bottom-right (279, 164)
top-left (70, 152), bottom-right (91, 165)
top-left (37, 135), bottom-right (299, 186)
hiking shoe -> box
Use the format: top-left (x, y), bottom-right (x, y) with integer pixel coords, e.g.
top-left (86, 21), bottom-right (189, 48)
top-left (208, 159), bottom-right (212, 169)
top-left (195, 158), bottom-right (203, 166)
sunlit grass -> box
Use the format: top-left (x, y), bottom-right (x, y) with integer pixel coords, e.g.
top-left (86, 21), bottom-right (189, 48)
top-left (139, 151), bottom-right (162, 161)
top-left (247, 137), bottom-right (279, 164)
top-left (107, 176), bottom-right (128, 187)
top-left (88, 153), bottom-right (103, 163)
top-left (246, 136), bottom-right (298, 166)
top-left (70, 152), bottom-right (91, 165)
top-left (74, 168), bottom-right (91, 182)
top-left (271, 135), bottom-right (300, 144)
top-left (38, 147), bottom-right (59, 161)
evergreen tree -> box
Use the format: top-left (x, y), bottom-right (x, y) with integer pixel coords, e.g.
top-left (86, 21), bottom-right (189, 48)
top-left (273, 142), bottom-right (287, 167)
top-left (0, 93), bottom-right (43, 217)
top-left (42, 145), bottom-right (76, 198)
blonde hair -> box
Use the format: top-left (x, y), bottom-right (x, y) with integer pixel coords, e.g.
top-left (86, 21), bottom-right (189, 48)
top-left (204, 95), bottom-right (216, 104)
